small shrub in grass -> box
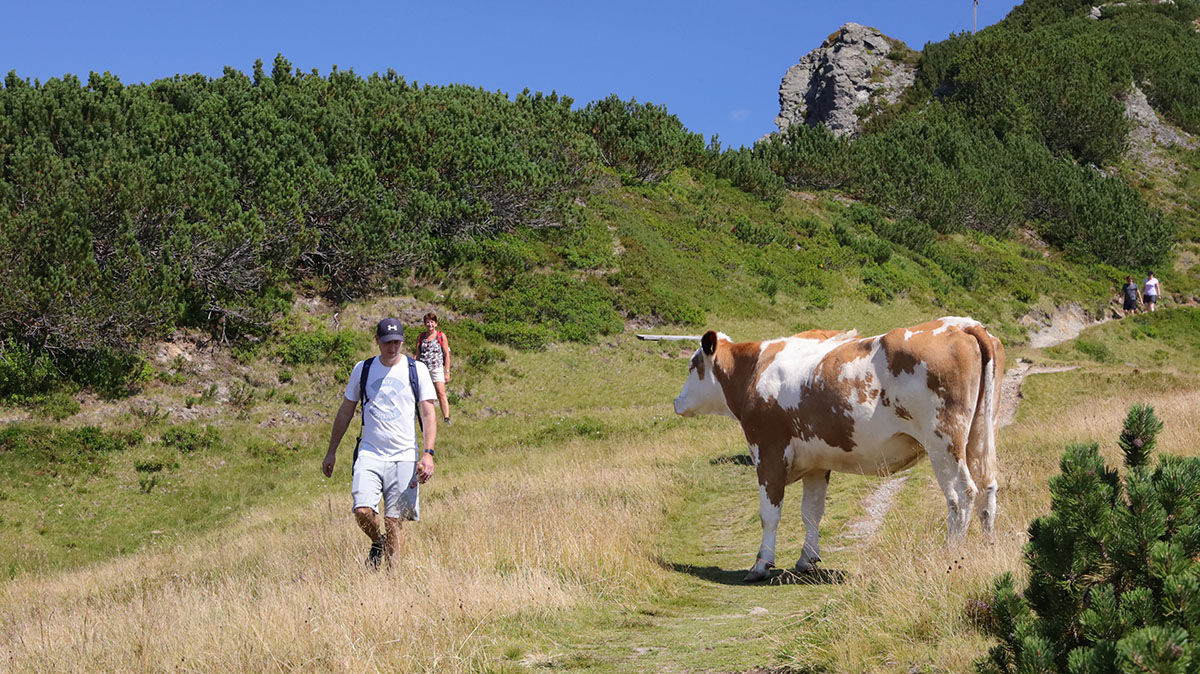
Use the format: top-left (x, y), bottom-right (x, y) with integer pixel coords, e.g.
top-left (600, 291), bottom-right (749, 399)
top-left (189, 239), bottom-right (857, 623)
top-left (977, 405), bottom-right (1200, 674)
top-left (134, 458), bottom-right (173, 493)
top-left (833, 221), bottom-right (892, 264)
top-left (731, 216), bottom-right (790, 247)
top-left (467, 346), bottom-right (506, 369)
top-left (161, 425), bottom-right (218, 454)
top-left (530, 416), bottom-right (609, 445)
top-left (280, 328), bottom-right (360, 367)
top-left (481, 322), bottom-right (553, 350)
top-left (32, 391), bottom-right (81, 421)
top-left (1073, 339), bottom-right (1114, 363)
top-left (0, 424), bottom-right (140, 477)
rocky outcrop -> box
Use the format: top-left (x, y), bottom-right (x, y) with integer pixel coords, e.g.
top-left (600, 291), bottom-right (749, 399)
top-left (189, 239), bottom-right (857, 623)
top-left (775, 23), bottom-right (917, 138)
top-left (1120, 84), bottom-right (1198, 172)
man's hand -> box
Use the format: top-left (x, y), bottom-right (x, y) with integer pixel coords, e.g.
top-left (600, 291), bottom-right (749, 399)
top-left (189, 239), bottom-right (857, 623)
top-left (322, 450), bottom-right (337, 478)
top-left (417, 452), bottom-right (435, 483)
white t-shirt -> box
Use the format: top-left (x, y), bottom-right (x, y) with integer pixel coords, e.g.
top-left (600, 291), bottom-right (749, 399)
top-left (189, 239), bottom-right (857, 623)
top-left (344, 357), bottom-right (436, 461)
top-left (1144, 277), bottom-right (1161, 297)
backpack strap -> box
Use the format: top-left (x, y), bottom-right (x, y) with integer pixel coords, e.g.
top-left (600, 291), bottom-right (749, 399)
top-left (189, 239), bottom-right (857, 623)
top-left (437, 331), bottom-right (449, 358)
top-left (408, 355), bottom-right (424, 433)
top-left (353, 356), bottom-right (376, 467)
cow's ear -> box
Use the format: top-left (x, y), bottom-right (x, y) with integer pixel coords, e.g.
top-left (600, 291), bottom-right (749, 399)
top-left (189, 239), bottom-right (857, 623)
top-left (701, 330), bottom-right (718, 356)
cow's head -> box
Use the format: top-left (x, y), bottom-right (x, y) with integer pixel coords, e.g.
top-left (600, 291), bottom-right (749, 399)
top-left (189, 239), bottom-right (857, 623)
top-left (674, 330), bottom-right (735, 418)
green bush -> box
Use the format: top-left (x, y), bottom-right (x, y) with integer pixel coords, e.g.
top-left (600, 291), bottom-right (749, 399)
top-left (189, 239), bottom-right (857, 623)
top-left (0, 339), bottom-right (57, 399)
top-left (33, 392), bottom-right (81, 421)
top-left (0, 424), bottom-right (141, 476)
top-left (280, 328), bottom-right (359, 367)
top-left (480, 321), bottom-right (554, 350)
top-left (1074, 339), bottom-right (1114, 363)
top-left (833, 221), bottom-right (892, 265)
top-left (160, 424), bottom-right (219, 454)
top-left (977, 405), bottom-right (1200, 674)
top-left (480, 272), bottom-right (622, 346)
top-left (582, 95), bottom-right (705, 184)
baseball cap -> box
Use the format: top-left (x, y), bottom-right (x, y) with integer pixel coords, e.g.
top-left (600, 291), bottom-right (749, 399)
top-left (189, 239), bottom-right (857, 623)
top-left (376, 318), bottom-right (405, 342)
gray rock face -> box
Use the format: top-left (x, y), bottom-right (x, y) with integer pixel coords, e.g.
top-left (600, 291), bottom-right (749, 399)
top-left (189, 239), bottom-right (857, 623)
top-left (1120, 83), bottom-right (1197, 176)
top-left (775, 23), bottom-right (917, 138)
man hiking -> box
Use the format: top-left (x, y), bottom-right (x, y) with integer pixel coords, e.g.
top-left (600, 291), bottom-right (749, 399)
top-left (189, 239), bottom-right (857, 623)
top-left (322, 318), bottom-right (438, 569)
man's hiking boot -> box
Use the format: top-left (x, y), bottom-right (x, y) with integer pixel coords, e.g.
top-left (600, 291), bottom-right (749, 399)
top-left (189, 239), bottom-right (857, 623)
top-left (443, 417), bottom-right (451, 425)
top-left (365, 538), bottom-right (384, 570)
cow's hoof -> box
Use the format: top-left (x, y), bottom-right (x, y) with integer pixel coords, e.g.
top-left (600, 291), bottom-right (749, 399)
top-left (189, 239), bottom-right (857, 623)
top-left (744, 567), bottom-right (770, 583)
top-left (794, 556), bottom-right (820, 573)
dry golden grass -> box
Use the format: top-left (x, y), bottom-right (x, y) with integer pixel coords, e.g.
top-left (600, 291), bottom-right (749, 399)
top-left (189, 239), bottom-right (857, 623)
top-left (7, 360), bottom-right (1200, 673)
top-left (0, 420), bottom-right (726, 673)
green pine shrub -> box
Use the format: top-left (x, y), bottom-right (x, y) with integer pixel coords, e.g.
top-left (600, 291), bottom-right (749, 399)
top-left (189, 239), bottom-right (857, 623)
top-left (977, 405), bottom-right (1200, 674)
top-left (279, 327), bottom-right (360, 367)
top-left (581, 95), bottom-right (705, 184)
top-left (0, 424), bottom-right (142, 477)
top-left (160, 424), bottom-right (219, 454)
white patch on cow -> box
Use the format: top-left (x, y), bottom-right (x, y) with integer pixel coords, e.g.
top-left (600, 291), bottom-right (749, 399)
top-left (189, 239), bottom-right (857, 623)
top-left (904, 329), bottom-right (914, 340)
top-left (758, 333), bottom-right (857, 410)
top-left (932, 316), bottom-right (981, 336)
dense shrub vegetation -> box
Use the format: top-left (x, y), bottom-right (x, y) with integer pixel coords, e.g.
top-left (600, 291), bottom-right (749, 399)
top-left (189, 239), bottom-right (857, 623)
top-left (0, 57), bottom-right (597, 354)
top-left (978, 405), bottom-right (1200, 673)
top-left (2, 0), bottom-right (1196, 397)
top-left (716, 0), bottom-right (1196, 270)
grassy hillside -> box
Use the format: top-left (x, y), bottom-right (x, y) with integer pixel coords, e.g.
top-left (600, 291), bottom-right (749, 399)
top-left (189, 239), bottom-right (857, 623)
top-left (4, 0), bottom-right (1200, 671)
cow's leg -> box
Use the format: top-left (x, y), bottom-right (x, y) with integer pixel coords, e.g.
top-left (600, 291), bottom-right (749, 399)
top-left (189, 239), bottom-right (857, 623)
top-left (745, 445), bottom-right (788, 583)
top-left (746, 482), bottom-right (782, 582)
top-left (795, 470), bottom-right (830, 573)
top-left (975, 481), bottom-right (998, 534)
top-left (927, 445), bottom-right (977, 541)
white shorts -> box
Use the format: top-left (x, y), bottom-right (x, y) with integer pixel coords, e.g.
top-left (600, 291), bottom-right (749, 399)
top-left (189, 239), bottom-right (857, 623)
top-left (351, 454), bottom-right (419, 520)
top-left (428, 367), bottom-right (445, 384)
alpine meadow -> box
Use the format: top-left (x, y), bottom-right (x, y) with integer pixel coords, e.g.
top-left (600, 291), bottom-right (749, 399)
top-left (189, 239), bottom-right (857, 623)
top-left (4, 0), bottom-right (1200, 672)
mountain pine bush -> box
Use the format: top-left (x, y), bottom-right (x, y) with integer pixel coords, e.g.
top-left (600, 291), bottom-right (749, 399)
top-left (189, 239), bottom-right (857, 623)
top-left (977, 404), bottom-right (1200, 673)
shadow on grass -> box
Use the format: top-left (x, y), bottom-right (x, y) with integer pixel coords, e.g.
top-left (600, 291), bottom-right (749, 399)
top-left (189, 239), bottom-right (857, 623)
top-left (710, 453), bottom-right (754, 466)
top-left (667, 562), bottom-right (849, 586)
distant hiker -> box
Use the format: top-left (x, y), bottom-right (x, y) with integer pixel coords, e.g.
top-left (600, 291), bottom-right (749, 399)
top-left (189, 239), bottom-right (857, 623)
top-left (322, 318), bottom-right (438, 569)
top-left (416, 312), bottom-right (452, 425)
top-left (1143, 272), bottom-right (1161, 312)
top-left (1122, 276), bottom-right (1141, 317)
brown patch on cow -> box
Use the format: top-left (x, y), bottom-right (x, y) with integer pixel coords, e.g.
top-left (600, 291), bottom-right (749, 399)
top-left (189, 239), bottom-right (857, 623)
top-left (790, 338), bottom-right (877, 453)
top-left (691, 351), bottom-right (707, 380)
top-left (880, 321), bottom-right (981, 460)
top-left (894, 404), bottom-right (913, 421)
top-left (756, 341), bottom-right (787, 381)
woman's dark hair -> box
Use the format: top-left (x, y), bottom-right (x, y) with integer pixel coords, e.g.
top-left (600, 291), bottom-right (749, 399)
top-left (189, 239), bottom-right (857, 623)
top-left (423, 312), bottom-right (438, 323)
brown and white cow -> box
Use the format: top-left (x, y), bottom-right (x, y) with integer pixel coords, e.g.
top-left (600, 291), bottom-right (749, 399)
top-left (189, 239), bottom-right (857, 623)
top-left (673, 317), bottom-right (1003, 582)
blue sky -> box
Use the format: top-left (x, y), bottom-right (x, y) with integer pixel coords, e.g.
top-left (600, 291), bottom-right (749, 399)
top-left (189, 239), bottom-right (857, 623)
top-left (3, 0), bottom-right (1021, 149)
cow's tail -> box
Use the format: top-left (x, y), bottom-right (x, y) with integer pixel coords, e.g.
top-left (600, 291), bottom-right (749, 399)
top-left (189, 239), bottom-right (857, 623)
top-left (964, 324), bottom-right (1004, 533)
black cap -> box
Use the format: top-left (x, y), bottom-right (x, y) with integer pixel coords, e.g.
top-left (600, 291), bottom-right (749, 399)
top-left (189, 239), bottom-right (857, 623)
top-left (376, 318), bottom-right (405, 342)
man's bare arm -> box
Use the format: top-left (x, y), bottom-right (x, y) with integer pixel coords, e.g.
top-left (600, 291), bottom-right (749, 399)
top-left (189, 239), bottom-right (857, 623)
top-left (323, 397), bottom-right (359, 477)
